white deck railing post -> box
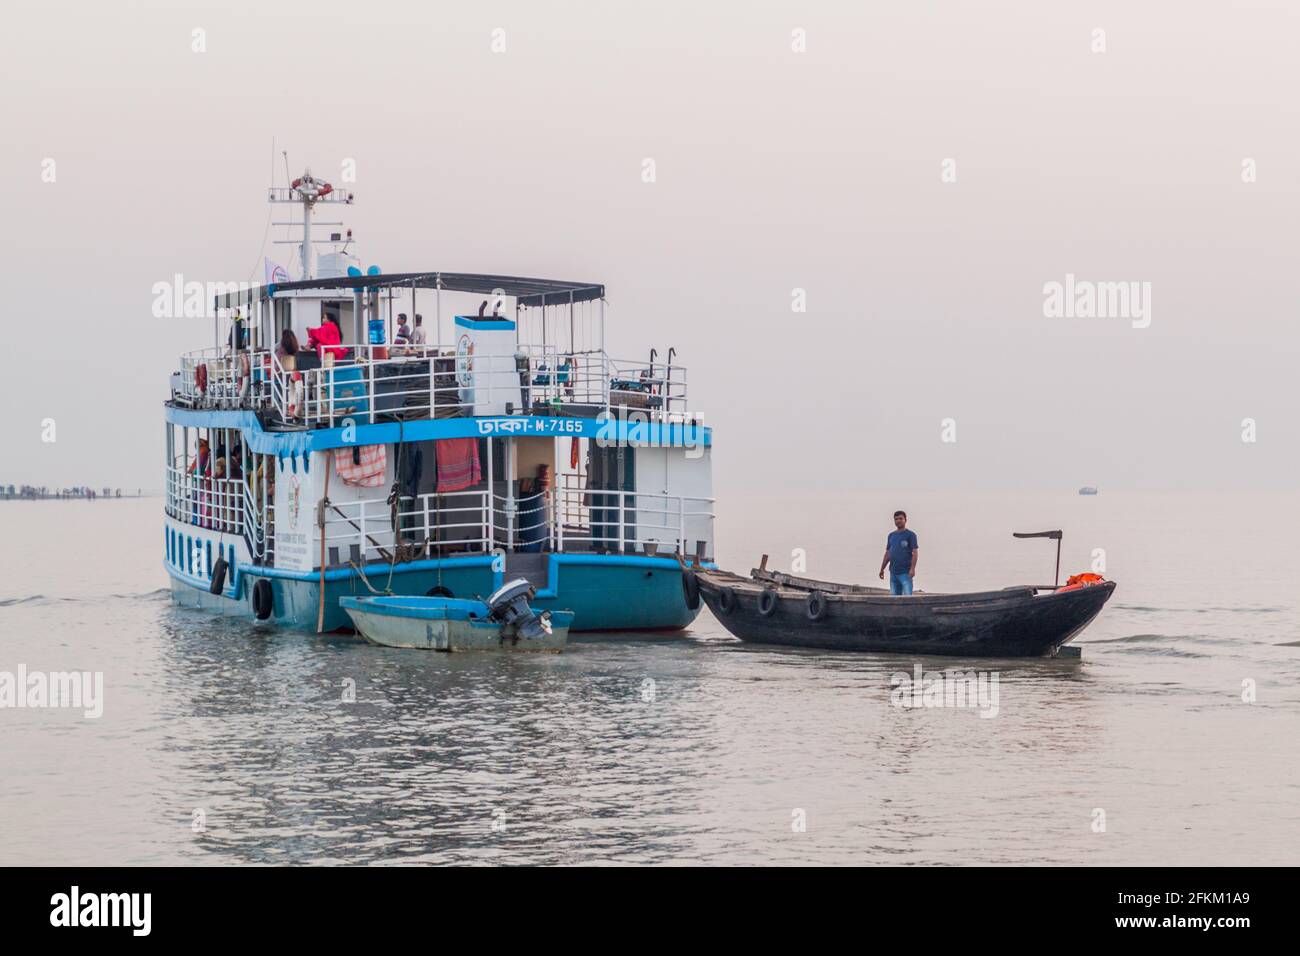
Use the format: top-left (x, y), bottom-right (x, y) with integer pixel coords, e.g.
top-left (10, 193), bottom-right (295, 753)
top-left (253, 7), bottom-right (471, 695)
top-left (357, 499), bottom-right (365, 564)
top-left (681, 496), bottom-right (691, 556)
top-left (617, 489), bottom-right (625, 555)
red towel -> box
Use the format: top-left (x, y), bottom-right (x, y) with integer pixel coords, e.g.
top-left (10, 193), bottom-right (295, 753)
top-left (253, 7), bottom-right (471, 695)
top-left (335, 445), bottom-right (387, 487)
top-left (435, 438), bottom-right (481, 493)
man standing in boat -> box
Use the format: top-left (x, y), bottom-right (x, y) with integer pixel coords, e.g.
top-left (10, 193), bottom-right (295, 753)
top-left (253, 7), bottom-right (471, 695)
top-left (879, 511), bottom-right (918, 595)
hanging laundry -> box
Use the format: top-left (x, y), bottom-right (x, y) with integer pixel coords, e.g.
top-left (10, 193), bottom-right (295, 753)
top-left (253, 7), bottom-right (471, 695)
top-left (435, 438), bottom-right (481, 493)
top-left (335, 444), bottom-right (387, 487)
top-left (400, 443), bottom-right (424, 499)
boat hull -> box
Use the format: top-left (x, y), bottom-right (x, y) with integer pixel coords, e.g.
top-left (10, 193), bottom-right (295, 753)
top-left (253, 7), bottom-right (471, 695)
top-left (167, 551), bottom-right (700, 632)
top-left (339, 596), bottom-right (571, 651)
top-left (696, 574), bottom-right (1116, 657)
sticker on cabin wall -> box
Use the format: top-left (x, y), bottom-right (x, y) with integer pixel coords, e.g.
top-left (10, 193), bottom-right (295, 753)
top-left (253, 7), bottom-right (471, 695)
top-left (456, 334), bottom-right (474, 387)
top-left (287, 475), bottom-right (302, 531)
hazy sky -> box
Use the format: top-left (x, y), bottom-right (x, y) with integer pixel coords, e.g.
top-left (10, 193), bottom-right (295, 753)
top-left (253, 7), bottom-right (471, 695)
top-left (2, 0), bottom-right (1297, 497)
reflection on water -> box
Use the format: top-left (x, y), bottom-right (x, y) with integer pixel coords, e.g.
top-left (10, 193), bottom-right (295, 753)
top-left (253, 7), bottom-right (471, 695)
top-left (154, 608), bottom-right (735, 865)
top-left (2, 496), bottom-right (1300, 864)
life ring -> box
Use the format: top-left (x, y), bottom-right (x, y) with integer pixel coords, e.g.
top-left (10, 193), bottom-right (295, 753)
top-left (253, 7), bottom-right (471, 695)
top-left (252, 578), bottom-right (273, 620)
top-left (806, 590), bottom-right (828, 621)
top-left (426, 586), bottom-right (454, 598)
top-left (681, 570), bottom-right (700, 610)
top-left (758, 587), bottom-right (779, 617)
top-left (717, 587), bottom-right (738, 615)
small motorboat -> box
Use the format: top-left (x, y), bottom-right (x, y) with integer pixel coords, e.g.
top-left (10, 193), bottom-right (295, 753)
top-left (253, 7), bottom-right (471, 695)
top-left (339, 579), bottom-right (573, 651)
top-left (680, 532), bottom-right (1116, 658)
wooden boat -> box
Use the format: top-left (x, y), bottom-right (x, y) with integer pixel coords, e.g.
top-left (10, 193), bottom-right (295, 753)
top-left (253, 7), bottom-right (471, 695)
top-left (339, 584), bottom-right (573, 651)
top-left (681, 560), bottom-right (1115, 658)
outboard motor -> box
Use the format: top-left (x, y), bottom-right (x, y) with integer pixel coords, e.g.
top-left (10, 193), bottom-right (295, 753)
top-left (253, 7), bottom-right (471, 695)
top-left (486, 578), bottom-right (553, 640)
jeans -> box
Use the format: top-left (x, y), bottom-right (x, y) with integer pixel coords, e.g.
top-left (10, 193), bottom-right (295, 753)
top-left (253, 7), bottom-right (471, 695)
top-left (889, 572), bottom-right (913, 596)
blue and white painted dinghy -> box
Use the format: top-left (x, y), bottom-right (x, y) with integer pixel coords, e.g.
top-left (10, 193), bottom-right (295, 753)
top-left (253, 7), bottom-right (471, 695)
top-left (340, 580), bottom-right (572, 651)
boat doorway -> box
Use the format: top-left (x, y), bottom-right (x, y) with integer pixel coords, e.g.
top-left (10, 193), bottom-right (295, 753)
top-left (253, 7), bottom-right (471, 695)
top-left (589, 444), bottom-right (635, 552)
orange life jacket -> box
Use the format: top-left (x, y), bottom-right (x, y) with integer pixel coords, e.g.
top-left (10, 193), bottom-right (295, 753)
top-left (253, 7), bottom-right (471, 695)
top-left (1058, 572), bottom-right (1105, 592)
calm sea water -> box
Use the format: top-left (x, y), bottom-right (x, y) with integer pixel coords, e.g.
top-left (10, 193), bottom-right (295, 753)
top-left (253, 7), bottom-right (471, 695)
top-left (1, 493), bottom-right (1297, 865)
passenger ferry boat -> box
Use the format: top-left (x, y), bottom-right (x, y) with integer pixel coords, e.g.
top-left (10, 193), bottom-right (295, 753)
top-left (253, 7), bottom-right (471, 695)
top-left (164, 171), bottom-right (714, 631)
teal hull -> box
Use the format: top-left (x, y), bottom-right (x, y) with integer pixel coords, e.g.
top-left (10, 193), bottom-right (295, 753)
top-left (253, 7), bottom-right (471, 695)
top-left (167, 554), bottom-right (701, 632)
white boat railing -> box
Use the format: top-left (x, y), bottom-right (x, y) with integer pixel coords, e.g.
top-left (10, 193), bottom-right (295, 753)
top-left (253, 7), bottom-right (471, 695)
top-left (164, 465), bottom-right (245, 535)
top-left (175, 343), bottom-right (689, 426)
top-left (165, 460), bottom-right (713, 567)
top-left (241, 478), bottom-right (274, 563)
top-left (316, 485), bottom-right (715, 567)
top-left (320, 489), bottom-right (494, 565)
top-left (173, 348), bottom-right (273, 409)
top-left (550, 484), bottom-right (715, 558)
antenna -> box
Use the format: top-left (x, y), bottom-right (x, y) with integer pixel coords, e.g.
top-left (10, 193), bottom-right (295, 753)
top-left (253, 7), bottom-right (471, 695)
top-left (268, 166), bottom-right (354, 280)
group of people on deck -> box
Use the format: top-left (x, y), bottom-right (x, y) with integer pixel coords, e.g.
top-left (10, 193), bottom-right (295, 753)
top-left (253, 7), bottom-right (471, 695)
top-left (268, 312), bottom-right (349, 374)
top-left (185, 437), bottom-right (243, 532)
top-left (183, 436), bottom-right (275, 539)
top-left (393, 313), bottom-right (427, 351)
top-left (271, 311), bottom-right (428, 372)
top-left (251, 309), bottom-right (439, 426)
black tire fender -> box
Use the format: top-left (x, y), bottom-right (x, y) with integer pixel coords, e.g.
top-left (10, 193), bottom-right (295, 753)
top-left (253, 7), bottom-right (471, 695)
top-left (209, 556), bottom-right (228, 595)
top-left (717, 587), bottom-right (738, 615)
top-left (758, 587), bottom-right (779, 617)
top-left (426, 586), bottom-right (454, 598)
top-left (251, 578), bottom-right (273, 620)
top-left (806, 590), bottom-right (828, 621)
top-left (681, 570), bottom-right (701, 610)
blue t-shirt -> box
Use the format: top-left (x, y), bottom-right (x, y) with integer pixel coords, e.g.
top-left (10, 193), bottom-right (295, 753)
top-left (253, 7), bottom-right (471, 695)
top-left (886, 529), bottom-right (918, 574)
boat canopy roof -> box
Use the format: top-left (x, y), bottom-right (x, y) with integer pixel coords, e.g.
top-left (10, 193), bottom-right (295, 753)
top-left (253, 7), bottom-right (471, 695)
top-left (214, 272), bottom-right (605, 310)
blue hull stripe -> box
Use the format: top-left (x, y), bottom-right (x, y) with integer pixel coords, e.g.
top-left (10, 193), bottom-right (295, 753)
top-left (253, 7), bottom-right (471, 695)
top-left (164, 407), bottom-right (711, 459)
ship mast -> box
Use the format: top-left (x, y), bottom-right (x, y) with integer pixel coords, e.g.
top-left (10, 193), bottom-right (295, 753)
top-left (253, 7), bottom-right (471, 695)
top-left (268, 167), bottom-right (354, 280)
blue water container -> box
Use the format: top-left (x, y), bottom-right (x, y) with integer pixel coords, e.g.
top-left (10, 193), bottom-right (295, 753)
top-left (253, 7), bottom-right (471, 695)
top-left (330, 365), bottom-right (370, 425)
top-left (518, 494), bottom-right (549, 552)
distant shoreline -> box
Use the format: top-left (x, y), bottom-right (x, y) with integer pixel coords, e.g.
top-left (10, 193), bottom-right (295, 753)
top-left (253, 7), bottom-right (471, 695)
top-left (1, 493), bottom-right (158, 501)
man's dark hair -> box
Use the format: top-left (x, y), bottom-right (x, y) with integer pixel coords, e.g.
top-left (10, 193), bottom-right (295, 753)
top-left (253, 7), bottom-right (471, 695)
top-left (414, 314), bottom-right (423, 325)
top-left (894, 510), bottom-right (906, 519)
